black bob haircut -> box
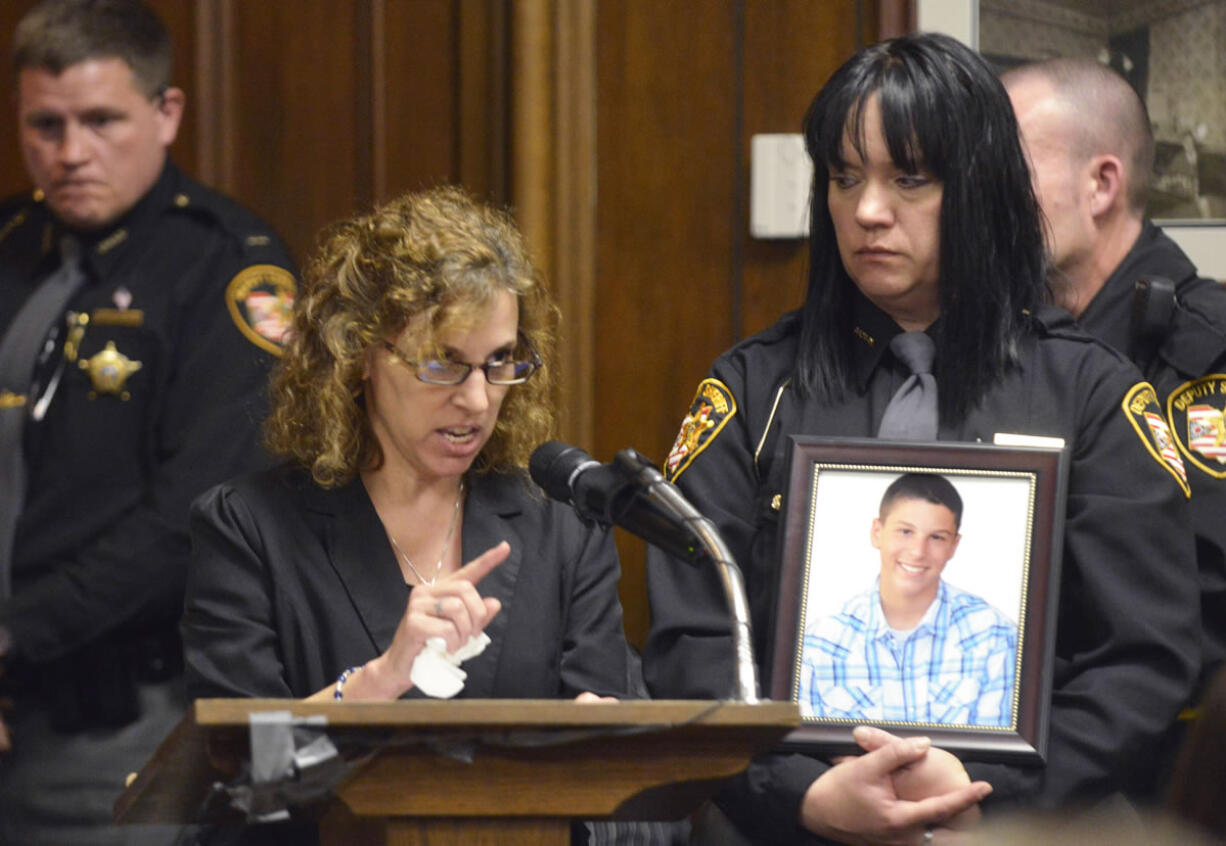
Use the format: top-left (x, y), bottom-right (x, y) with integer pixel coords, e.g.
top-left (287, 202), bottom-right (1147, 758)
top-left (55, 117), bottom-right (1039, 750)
top-left (880, 472), bottom-right (964, 529)
top-left (798, 32), bottom-right (1047, 422)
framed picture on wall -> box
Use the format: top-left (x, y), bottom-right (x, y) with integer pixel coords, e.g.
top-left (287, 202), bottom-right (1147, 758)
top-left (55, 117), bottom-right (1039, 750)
top-left (915, 0), bottom-right (1226, 280)
top-left (769, 437), bottom-right (1068, 764)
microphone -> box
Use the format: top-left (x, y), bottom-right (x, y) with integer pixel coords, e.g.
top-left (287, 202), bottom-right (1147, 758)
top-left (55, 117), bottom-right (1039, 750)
top-left (529, 441), bottom-right (701, 562)
top-left (530, 440), bottom-right (761, 702)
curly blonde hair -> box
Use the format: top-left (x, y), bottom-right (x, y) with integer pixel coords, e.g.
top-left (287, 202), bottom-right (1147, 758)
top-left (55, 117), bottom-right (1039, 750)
top-left (265, 186), bottom-right (558, 488)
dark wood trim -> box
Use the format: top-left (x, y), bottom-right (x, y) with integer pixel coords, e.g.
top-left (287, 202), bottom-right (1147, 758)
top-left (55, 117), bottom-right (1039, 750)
top-left (370, 0), bottom-right (388, 202)
top-left (458, 0), bottom-right (510, 200)
top-left (353, 0), bottom-right (376, 212)
top-left (551, 0), bottom-right (597, 449)
top-left (191, 0), bottom-right (222, 185)
top-left (876, 0), bottom-right (915, 39)
top-left (511, 0), bottom-right (553, 270)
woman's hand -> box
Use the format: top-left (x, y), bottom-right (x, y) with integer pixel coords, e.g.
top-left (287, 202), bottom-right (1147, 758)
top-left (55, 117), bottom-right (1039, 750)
top-left (800, 726), bottom-right (991, 845)
top-left (402, 541), bottom-right (508, 652)
top-left (574, 692), bottom-right (619, 703)
top-left (328, 541), bottom-right (510, 701)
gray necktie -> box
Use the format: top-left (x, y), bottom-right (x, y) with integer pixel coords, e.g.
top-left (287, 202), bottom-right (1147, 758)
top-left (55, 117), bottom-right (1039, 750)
top-left (0, 236), bottom-right (86, 599)
top-left (877, 331), bottom-right (938, 440)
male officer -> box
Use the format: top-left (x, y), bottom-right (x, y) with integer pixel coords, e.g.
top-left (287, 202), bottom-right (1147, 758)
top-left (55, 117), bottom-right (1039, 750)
top-left (0, 1), bottom-right (295, 842)
top-left (1004, 59), bottom-right (1226, 692)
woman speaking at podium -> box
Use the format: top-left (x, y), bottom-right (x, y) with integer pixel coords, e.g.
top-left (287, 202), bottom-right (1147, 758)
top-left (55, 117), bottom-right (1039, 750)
top-left (181, 186), bottom-right (633, 706)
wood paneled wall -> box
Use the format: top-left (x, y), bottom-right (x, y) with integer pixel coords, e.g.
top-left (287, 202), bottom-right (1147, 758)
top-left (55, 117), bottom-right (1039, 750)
top-left (590, 1), bottom-right (877, 644)
top-left (1, 0), bottom-right (511, 262)
top-left (2, 0), bottom-right (890, 647)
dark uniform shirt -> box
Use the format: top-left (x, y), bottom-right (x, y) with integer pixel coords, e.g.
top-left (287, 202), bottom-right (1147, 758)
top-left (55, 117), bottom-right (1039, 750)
top-left (0, 161), bottom-right (295, 728)
top-left (1077, 221), bottom-right (1226, 684)
top-left (643, 293), bottom-right (1200, 844)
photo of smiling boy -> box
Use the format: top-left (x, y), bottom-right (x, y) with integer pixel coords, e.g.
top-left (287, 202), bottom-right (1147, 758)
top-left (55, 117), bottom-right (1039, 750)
top-left (798, 472), bottom-right (1018, 727)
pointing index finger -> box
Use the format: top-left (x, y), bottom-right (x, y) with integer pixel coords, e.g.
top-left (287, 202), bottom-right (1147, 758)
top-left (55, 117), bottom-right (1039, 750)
top-left (451, 541), bottom-right (510, 586)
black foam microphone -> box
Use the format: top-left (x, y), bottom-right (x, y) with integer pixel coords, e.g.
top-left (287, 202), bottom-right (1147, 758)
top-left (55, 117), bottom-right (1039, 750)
top-left (532, 441), bottom-right (761, 700)
top-left (529, 441), bottom-right (700, 561)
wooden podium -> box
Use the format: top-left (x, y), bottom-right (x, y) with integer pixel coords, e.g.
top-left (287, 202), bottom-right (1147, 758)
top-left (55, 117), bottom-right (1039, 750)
top-left (115, 698), bottom-right (798, 845)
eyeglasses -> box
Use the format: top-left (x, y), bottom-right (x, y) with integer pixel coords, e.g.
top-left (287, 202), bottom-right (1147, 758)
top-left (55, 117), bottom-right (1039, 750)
top-left (381, 339), bottom-right (542, 386)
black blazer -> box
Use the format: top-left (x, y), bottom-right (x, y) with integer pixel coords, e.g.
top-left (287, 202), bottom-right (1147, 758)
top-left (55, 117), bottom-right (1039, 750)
top-left (182, 465), bottom-right (631, 701)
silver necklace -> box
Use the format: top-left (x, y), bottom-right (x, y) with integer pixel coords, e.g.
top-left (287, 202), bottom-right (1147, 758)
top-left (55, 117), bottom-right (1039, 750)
top-left (387, 481), bottom-right (464, 586)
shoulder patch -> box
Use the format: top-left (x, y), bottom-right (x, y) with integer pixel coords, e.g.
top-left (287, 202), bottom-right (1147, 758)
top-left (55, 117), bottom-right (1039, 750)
top-left (665, 378), bottom-right (737, 482)
top-left (1122, 382), bottom-right (1189, 497)
top-left (225, 264), bottom-right (296, 355)
top-left (1167, 374), bottom-right (1226, 480)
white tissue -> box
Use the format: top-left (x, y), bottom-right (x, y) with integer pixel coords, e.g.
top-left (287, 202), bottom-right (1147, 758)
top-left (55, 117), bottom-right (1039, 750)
top-left (409, 633), bottom-right (491, 698)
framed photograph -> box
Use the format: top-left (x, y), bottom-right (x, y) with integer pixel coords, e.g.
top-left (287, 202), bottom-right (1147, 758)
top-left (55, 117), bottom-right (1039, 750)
top-left (769, 437), bottom-right (1068, 764)
top-left (914, 0), bottom-right (1226, 280)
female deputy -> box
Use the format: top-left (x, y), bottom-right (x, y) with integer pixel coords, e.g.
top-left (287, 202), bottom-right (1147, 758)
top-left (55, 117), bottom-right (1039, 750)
top-left (183, 186), bottom-right (631, 704)
top-left (643, 33), bottom-right (1199, 844)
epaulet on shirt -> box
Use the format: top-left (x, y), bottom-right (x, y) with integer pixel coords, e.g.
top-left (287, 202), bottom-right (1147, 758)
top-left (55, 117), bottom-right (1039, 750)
top-left (1030, 304), bottom-right (1134, 369)
top-left (164, 186), bottom-right (285, 260)
top-left (1162, 303), bottom-right (1226, 379)
top-left (1030, 303), bottom-right (1077, 335)
top-left (0, 190), bottom-right (42, 247)
top-left (1162, 278), bottom-right (1226, 375)
top-left (1176, 275), bottom-right (1226, 326)
top-left (724, 310), bottom-right (801, 358)
top-left (166, 186), bottom-right (297, 357)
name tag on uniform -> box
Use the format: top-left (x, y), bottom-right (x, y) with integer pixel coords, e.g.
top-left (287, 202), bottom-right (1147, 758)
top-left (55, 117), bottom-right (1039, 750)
top-left (91, 308), bottom-right (145, 327)
top-left (993, 433), bottom-right (1066, 449)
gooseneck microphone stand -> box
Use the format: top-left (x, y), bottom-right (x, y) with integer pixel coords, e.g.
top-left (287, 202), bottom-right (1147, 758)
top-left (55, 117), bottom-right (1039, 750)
top-left (614, 449), bottom-right (760, 703)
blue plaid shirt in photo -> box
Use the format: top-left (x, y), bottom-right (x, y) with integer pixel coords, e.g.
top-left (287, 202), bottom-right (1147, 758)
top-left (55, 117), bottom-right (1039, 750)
top-left (798, 579), bottom-right (1017, 727)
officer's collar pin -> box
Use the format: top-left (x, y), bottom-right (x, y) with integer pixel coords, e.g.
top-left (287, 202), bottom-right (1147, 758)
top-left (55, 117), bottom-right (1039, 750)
top-left (96, 229), bottom-right (129, 255)
top-left (0, 211), bottom-right (27, 246)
